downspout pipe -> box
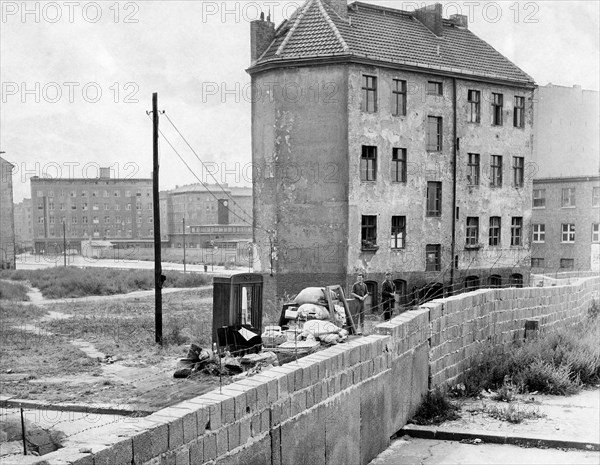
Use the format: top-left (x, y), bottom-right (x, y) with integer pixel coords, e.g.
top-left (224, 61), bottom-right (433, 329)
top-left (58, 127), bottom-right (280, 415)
top-left (450, 78), bottom-right (458, 295)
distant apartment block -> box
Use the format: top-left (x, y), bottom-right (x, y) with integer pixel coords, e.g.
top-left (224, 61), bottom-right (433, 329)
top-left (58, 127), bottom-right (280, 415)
top-left (14, 198), bottom-right (33, 252)
top-left (531, 85), bottom-right (600, 272)
top-left (30, 168), bottom-right (155, 253)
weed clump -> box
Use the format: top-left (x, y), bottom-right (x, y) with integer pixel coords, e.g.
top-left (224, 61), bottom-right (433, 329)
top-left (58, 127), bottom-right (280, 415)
top-left (410, 387), bottom-right (460, 425)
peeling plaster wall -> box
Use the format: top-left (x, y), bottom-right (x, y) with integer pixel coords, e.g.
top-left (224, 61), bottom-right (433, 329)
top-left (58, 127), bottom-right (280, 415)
top-left (346, 65), bottom-right (533, 289)
top-left (251, 66), bottom-right (349, 319)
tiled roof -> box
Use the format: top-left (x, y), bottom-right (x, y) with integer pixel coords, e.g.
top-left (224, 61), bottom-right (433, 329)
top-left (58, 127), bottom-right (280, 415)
top-left (254, 0), bottom-right (534, 85)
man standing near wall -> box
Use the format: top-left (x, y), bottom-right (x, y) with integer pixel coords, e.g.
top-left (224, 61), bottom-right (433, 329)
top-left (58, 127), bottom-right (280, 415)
top-left (382, 272), bottom-right (396, 321)
top-left (351, 273), bottom-right (368, 334)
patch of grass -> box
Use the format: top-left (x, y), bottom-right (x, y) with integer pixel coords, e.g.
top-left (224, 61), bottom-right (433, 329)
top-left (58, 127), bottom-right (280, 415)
top-left (0, 280), bottom-right (30, 301)
top-left (0, 303), bottom-right (48, 323)
top-left (457, 314), bottom-right (600, 396)
top-left (484, 402), bottom-right (545, 424)
top-left (410, 387), bottom-right (460, 425)
top-left (0, 268), bottom-right (210, 299)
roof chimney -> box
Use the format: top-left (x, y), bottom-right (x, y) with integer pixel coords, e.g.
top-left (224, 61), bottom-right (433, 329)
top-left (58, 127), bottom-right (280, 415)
top-left (449, 14), bottom-right (468, 29)
top-left (250, 15), bottom-right (275, 62)
top-left (415, 3), bottom-right (443, 37)
top-left (323, 0), bottom-right (348, 19)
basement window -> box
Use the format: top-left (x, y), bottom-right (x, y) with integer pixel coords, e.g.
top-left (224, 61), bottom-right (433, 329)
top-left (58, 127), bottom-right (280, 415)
top-left (560, 258), bottom-right (574, 270)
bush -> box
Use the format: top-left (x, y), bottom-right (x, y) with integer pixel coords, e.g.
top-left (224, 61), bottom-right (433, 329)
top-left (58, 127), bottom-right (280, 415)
top-left (410, 387), bottom-right (460, 425)
top-left (485, 403), bottom-right (545, 424)
top-left (0, 281), bottom-right (30, 301)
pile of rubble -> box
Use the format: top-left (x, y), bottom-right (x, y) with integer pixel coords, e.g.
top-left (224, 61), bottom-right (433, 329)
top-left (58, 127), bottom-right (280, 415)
top-left (173, 344), bottom-right (278, 379)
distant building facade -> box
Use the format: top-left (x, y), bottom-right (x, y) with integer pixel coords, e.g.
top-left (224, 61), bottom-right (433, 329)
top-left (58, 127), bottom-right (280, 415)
top-left (248, 0), bottom-right (535, 316)
top-left (14, 198), bottom-right (33, 252)
top-left (0, 156), bottom-right (16, 268)
top-left (30, 168), bottom-right (155, 254)
top-left (159, 183), bottom-right (252, 249)
top-left (531, 85), bottom-right (600, 272)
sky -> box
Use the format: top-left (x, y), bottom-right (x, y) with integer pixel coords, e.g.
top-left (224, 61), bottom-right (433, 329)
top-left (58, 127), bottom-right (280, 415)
top-left (1, 0), bottom-right (599, 203)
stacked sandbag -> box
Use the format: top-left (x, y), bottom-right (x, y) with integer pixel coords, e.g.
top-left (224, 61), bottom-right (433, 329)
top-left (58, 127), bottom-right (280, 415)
top-left (297, 303), bottom-right (330, 320)
top-left (294, 287), bottom-right (328, 306)
top-left (301, 320), bottom-right (348, 345)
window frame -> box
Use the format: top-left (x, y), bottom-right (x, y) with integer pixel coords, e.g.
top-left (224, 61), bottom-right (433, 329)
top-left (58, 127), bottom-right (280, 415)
top-left (532, 223), bottom-right (545, 243)
top-left (391, 79), bottom-right (407, 116)
top-left (490, 155), bottom-right (503, 187)
top-left (391, 148), bottom-right (407, 183)
top-left (492, 92), bottom-right (503, 126)
top-left (533, 188), bottom-right (546, 208)
top-left (425, 244), bottom-right (441, 272)
top-left (592, 223), bottom-right (599, 243)
top-left (560, 258), bottom-right (574, 270)
top-left (561, 223), bottom-right (575, 243)
top-left (467, 153), bottom-right (480, 185)
top-left (510, 217), bottom-right (523, 246)
top-left (426, 181), bottom-right (442, 217)
top-left (390, 215), bottom-right (406, 249)
top-left (489, 216), bottom-right (501, 246)
top-left (467, 89), bottom-right (480, 123)
top-left (427, 81), bottom-right (443, 95)
top-left (360, 145), bottom-right (377, 182)
top-left (561, 188), bottom-right (576, 208)
top-left (531, 258), bottom-right (545, 268)
top-left (592, 187), bottom-right (600, 207)
top-left (466, 217), bottom-right (479, 246)
top-left (361, 75), bottom-right (377, 113)
top-left (514, 96), bottom-right (525, 128)
top-left (427, 116), bottom-right (442, 151)
top-left (512, 156), bottom-right (524, 188)
top-left (361, 215), bottom-right (378, 250)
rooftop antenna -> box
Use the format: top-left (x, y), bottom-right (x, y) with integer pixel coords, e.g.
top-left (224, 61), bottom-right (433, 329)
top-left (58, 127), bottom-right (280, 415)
top-left (267, 8), bottom-right (271, 22)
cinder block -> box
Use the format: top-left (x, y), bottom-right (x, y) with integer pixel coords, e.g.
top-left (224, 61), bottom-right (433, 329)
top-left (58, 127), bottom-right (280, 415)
top-left (360, 372), bottom-right (391, 464)
top-left (290, 390), bottom-right (307, 417)
top-left (175, 446), bottom-right (190, 465)
top-left (92, 438), bottom-right (133, 465)
top-left (227, 422), bottom-right (241, 450)
top-left (281, 408), bottom-right (325, 465)
top-left (203, 433), bottom-right (217, 461)
top-left (216, 427), bottom-right (228, 457)
top-left (188, 438), bottom-right (203, 465)
top-left (324, 389), bottom-right (360, 465)
top-left (239, 417), bottom-right (252, 445)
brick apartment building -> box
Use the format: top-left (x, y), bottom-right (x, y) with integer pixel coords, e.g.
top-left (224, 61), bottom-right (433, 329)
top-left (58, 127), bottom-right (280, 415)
top-left (0, 156), bottom-right (16, 268)
top-left (248, 0), bottom-right (535, 317)
top-left (30, 168), bottom-right (155, 253)
top-left (159, 183), bottom-right (253, 249)
top-left (531, 85), bottom-right (600, 272)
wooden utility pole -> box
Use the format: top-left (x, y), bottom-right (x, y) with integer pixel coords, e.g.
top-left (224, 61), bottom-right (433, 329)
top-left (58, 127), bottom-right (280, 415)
top-left (152, 92), bottom-right (163, 345)
top-left (183, 217), bottom-right (186, 274)
top-left (63, 222), bottom-right (67, 267)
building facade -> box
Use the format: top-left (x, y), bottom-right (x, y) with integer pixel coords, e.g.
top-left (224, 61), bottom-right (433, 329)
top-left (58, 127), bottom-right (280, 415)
top-left (531, 85), bottom-right (600, 272)
top-left (248, 0), bottom-right (535, 318)
top-left (159, 183), bottom-right (252, 249)
top-left (14, 198), bottom-right (33, 253)
top-left (30, 169), bottom-right (155, 253)
top-left (0, 156), bottom-right (16, 268)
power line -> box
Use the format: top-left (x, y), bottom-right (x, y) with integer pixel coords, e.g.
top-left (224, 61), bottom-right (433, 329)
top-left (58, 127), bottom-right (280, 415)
top-left (163, 112), bottom-right (254, 223)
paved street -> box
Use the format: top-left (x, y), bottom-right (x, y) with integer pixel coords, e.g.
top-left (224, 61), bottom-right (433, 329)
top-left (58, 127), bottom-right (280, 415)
top-left (370, 437), bottom-right (600, 465)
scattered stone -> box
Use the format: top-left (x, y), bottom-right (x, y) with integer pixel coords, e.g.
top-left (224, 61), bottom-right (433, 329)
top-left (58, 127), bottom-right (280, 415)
top-left (79, 447), bottom-right (92, 453)
top-left (223, 357), bottom-right (243, 374)
top-left (240, 351), bottom-right (277, 367)
top-left (173, 368), bottom-right (193, 378)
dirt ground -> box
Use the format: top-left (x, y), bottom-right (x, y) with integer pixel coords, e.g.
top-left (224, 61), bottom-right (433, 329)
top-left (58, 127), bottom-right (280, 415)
top-left (0, 286), bottom-right (229, 410)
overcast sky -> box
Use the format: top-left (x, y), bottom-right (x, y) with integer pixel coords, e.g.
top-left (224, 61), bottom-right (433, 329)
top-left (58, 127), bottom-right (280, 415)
top-left (1, 0), bottom-right (599, 203)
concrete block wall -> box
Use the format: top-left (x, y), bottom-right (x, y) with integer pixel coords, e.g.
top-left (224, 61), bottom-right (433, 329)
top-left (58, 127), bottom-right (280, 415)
top-left (21, 277), bottom-right (599, 465)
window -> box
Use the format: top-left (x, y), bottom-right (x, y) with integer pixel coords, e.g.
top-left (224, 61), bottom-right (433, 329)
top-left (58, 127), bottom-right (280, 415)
top-left (426, 182), bottom-right (442, 217)
top-left (93, 216), bottom-right (99, 224)
top-left (561, 188), bottom-right (576, 207)
top-left (425, 244), bottom-right (441, 271)
top-left (490, 155), bottom-right (503, 187)
top-left (465, 276), bottom-right (480, 290)
top-left (81, 191), bottom-right (87, 197)
top-left (115, 204), bottom-right (120, 211)
top-left (427, 81), bottom-right (443, 95)
top-left (533, 188), bottom-right (546, 208)
top-left (92, 203), bottom-right (99, 211)
top-left (37, 217), bottom-right (44, 224)
top-left (513, 157), bottom-right (524, 187)
top-left (391, 148), bottom-right (407, 183)
top-left (531, 258), bottom-right (545, 268)
top-left (137, 217), bottom-right (142, 224)
top-left (70, 191), bottom-right (76, 197)
top-left (561, 223), bottom-right (575, 243)
top-left (92, 191), bottom-right (98, 197)
top-left (489, 216), bottom-right (501, 246)
top-left (361, 75), bottom-right (377, 113)
top-left (149, 217), bottom-right (154, 224)
top-left (114, 191), bottom-right (120, 197)
top-left (59, 203), bottom-right (65, 211)
top-left (492, 92), bottom-right (503, 125)
top-left (514, 96), bottom-right (525, 128)
top-left (468, 90), bottom-right (480, 123)
top-left (361, 215), bottom-right (377, 249)
top-left (125, 190), bottom-right (131, 197)
top-left (136, 203), bottom-right (142, 210)
top-left (104, 203), bottom-right (109, 210)
top-left (427, 116), bottom-right (442, 151)
top-left (82, 203), bottom-right (88, 211)
top-left (72, 217), bottom-right (77, 224)
top-left (390, 216), bottom-right (406, 249)
top-left (126, 204), bottom-right (131, 211)
top-left (489, 275), bottom-right (502, 287)
top-left (511, 217), bottom-right (523, 246)
top-left (532, 224), bottom-right (545, 243)
top-left (48, 201), bottom-right (54, 211)
top-left (560, 258), bottom-right (574, 269)
top-left (510, 274), bottom-right (523, 288)
top-left (467, 153), bottom-right (480, 185)
top-left (593, 187), bottom-right (600, 207)
top-left (392, 79), bottom-right (407, 116)
top-left (103, 190), bottom-right (109, 198)
top-left (48, 217), bottom-right (55, 225)
top-left (105, 216), bottom-right (110, 224)
top-left (136, 190), bottom-right (142, 197)
top-left (82, 217), bottom-right (88, 224)
top-left (466, 217), bottom-right (479, 245)
top-left (71, 203), bottom-right (77, 210)
top-left (360, 146), bottom-right (377, 181)
top-left (592, 224), bottom-right (599, 243)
